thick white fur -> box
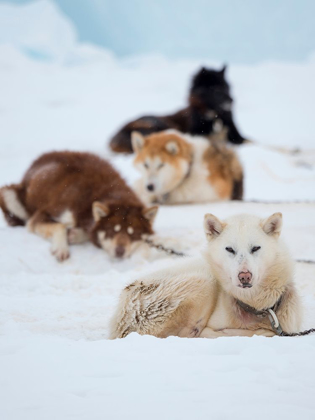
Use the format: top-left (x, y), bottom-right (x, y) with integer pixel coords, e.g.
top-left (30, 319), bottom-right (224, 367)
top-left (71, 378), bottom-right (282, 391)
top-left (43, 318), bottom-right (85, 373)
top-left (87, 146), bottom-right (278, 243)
top-left (134, 130), bottom-right (221, 204)
top-left (110, 213), bottom-right (302, 339)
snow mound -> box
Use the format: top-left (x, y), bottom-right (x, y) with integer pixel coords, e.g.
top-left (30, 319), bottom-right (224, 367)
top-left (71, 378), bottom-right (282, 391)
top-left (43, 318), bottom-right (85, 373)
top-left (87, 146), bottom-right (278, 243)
top-left (0, 0), bottom-right (113, 64)
top-left (0, 0), bottom-right (76, 61)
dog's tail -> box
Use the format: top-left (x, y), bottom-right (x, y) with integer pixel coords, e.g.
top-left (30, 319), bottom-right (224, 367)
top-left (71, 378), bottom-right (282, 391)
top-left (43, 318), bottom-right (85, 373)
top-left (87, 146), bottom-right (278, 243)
top-left (0, 184), bottom-right (28, 226)
top-left (109, 279), bottom-right (183, 339)
top-left (109, 116), bottom-right (175, 154)
top-left (109, 128), bottom-right (133, 154)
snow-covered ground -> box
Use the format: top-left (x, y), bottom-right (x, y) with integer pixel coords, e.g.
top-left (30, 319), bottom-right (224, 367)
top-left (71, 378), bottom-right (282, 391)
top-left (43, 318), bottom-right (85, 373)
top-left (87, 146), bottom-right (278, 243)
top-left (0, 2), bottom-right (315, 420)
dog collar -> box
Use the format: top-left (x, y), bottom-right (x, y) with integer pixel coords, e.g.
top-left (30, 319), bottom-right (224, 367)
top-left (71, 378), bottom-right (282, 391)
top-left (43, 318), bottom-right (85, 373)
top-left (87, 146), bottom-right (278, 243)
top-left (236, 296), bottom-right (284, 335)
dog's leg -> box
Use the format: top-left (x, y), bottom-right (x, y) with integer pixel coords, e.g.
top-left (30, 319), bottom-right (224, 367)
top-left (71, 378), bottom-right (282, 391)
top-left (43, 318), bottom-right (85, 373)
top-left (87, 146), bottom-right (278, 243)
top-left (221, 328), bottom-right (275, 337)
top-left (200, 327), bottom-right (275, 338)
top-left (67, 228), bottom-right (89, 245)
top-left (199, 327), bottom-right (228, 338)
top-left (27, 211), bottom-right (70, 262)
top-left (221, 111), bottom-right (245, 145)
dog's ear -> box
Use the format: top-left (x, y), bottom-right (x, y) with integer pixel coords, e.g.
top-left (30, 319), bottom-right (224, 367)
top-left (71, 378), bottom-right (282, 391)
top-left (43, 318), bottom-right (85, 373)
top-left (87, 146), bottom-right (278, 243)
top-left (220, 64), bottom-right (227, 76)
top-left (131, 131), bottom-right (145, 153)
top-left (204, 214), bottom-right (225, 240)
top-left (261, 212), bottom-right (282, 237)
top-left (92, 202), bottom-right (110, 222)
top-left (165, 141), bottom-right (179, 155)
top-left (143, 206), bottom-right (158, 224)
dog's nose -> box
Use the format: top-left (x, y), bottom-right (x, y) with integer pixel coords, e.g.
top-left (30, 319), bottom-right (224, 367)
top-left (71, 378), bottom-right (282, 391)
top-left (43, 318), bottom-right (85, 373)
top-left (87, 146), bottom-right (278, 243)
top-left (238, 271), bottom-right (252, 287)
top-left (115, 245), bottom-right (125, 258)
top-left (147, 184), bottom-right (155, 192)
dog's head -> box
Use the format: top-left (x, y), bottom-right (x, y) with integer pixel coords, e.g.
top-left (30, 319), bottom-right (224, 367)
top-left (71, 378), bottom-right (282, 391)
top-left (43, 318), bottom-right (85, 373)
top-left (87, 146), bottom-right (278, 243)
top-left (132, 130), bottom-right (192, 198)
top-left (203, 212), bottom-right (288, 295)
top-left (189, 65), bottom-right (232, 112)
top-left (90, 202), bottom-right (158, 259)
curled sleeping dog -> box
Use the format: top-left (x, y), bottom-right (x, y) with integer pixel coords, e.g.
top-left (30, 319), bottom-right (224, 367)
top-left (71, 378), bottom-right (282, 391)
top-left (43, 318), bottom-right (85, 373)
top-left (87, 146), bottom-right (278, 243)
top-left (110, 212), bottom-right (302, 339)
top-left (132, 129), bottom-right (243, 204)
top-left (0, 151), bottom-right (158, 261)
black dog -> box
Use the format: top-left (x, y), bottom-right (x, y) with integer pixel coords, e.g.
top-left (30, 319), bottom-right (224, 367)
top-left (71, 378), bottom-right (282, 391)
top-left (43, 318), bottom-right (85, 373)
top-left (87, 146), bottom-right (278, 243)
top-left (109, 66), bottom-right (246, 153)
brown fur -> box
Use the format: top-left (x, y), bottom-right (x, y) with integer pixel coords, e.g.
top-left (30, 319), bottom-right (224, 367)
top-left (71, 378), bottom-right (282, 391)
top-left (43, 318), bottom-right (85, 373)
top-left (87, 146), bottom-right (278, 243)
top-left (0, 151), bottom-right (156, 260)
top-left (134, 131), bottom-right (193, 167)
top-left (110, 109), bottom-right (189, 154)
top-left (203, 142), bottom-right (243, 200)
top-left (133, 130), bottom-right (243, 203)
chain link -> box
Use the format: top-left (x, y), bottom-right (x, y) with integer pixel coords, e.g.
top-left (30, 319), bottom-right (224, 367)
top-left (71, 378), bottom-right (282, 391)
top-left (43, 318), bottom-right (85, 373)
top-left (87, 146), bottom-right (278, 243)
top-left (280, 328), bottom-right (315, 337)
top-left (144, 238), bottom-right (186, 257)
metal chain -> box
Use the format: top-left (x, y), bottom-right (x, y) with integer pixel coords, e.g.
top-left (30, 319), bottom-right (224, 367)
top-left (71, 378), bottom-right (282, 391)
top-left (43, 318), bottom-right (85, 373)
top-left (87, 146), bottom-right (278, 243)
top-left (295, 259), bottom-right (315, 264)
top-left (237, 301), bottom-right (315, 337)
top-left (144, 238), bottom-right (185, 257)
top-left (244, 199), bottom-right (315, 205)
top-left (145, 239), bottom-right (315, 265)
top-left (280, 328), bottom-right (315, 337)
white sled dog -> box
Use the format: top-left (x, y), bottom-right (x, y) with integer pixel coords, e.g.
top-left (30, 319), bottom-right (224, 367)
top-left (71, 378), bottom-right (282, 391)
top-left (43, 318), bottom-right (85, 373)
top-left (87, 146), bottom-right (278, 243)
top-left (110, 212), bottom-right (302, 339)
top-left (131, 129), bottom-right (243, 205)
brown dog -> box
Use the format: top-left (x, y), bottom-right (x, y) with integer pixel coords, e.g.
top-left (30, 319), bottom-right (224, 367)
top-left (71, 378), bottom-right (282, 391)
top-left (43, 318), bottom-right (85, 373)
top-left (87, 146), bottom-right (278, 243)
top-left (0, 151), bottom-right (158, 261)
top-left (132, 130), bottom-right (243, 204)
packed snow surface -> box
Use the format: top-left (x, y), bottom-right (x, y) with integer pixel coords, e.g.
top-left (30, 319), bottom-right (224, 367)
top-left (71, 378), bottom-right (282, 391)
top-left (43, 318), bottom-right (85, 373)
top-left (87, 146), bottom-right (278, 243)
top-left (0, 2), bottom-right (315, 420)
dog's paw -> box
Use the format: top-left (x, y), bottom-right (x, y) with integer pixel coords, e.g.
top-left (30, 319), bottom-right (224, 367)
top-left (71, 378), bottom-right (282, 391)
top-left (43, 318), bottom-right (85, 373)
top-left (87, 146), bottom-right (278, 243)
top-left (253, 328), bottom-right (275, 337)
top-left (51, 244), bottom-right (70, 262)
top-left (243, 138), bottom-right (254, 145)
top-left (67, 228), bottom-right (87, 245)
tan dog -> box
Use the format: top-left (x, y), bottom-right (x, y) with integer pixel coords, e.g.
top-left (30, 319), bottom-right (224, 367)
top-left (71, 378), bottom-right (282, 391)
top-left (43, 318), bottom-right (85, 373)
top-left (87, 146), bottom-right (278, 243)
top-left (110, 212), bottom-right (302, 339)
top-left (0, 151), bottom-right (158, 261)
top-left (132, 129), bottom-right (243, 205)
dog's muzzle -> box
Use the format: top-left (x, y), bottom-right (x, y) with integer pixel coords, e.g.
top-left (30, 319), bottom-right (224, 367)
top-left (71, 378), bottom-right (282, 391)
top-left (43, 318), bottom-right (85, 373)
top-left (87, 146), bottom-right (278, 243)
top-left (238, 271), bottom-right (252, 288)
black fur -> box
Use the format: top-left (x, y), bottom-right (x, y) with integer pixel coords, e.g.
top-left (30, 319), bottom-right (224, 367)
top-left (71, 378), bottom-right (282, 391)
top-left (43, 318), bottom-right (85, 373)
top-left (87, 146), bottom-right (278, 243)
top-left (189, 66), bottom-right (245, 144)
top-left (109, 65), bottom-right (246, 153)
top-left (231, 176), bottom-right (244, 201)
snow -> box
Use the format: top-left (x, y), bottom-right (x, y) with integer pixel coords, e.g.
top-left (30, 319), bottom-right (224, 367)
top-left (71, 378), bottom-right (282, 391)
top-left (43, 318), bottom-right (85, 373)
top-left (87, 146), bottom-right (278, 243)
top-left (0, 2), bottom-right (315, 420)
top-left (0, 0), bottom-right (77, 62)
top-left (18, 0), bottom-right (315, 63)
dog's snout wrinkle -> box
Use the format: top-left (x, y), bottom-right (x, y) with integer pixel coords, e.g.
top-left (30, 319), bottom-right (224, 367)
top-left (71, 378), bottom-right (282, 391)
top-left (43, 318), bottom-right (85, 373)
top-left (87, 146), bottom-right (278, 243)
top-left (238, 254), bottom-right (245, 264)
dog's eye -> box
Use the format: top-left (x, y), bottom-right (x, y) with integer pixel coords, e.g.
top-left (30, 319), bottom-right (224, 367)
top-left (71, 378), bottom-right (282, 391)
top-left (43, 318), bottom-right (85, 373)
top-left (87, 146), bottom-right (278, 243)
top-left (251, 246), bottom-right (261, 254)
top-left (157, 163), bottom-right (165, 170)
top-left (144, 163), bottom-right (149, 169)
top-left (225, 247), bottom-right (235, 254)
top-left (127, 226), bottom-right (134, 235)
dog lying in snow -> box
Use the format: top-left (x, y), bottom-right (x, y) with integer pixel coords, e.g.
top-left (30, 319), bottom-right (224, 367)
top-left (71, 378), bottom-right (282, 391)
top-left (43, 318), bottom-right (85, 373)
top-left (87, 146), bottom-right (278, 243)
top-left (109, 65), bottom-right (246, 153)
top-left (110, 212), bottom-right (302, 339)
top-left (132, 129), bottom-right (243, 204)
top-left (0, 151), bottom-right (158, 261)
